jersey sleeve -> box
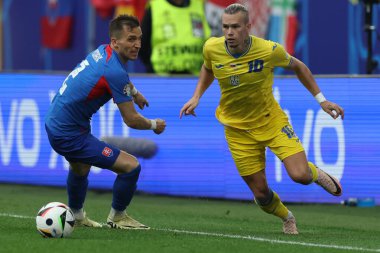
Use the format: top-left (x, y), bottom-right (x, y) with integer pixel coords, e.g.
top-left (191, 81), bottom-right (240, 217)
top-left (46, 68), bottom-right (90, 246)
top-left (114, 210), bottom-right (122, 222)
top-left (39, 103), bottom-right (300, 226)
top-left (106, 70), bottom-right (133, 104)
top-left (269, 42), bottom-right (292, 68)
top-left (203, 39), bottom-right (212, 70)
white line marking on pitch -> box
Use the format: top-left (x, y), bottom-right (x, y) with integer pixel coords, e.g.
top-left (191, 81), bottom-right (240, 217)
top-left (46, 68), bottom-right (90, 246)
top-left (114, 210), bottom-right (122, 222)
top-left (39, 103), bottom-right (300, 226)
top-left (156, 228), bottom-right (380, 252)
top-left (1, 212), bottom-right (379, 252)
top-left (0, 213), bottom-right (33, 219)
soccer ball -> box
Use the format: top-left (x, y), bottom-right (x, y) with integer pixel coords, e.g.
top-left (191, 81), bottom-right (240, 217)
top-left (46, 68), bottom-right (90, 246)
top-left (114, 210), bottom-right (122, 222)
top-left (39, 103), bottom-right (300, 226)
top-left (36, 202), bottom-right (75, 238)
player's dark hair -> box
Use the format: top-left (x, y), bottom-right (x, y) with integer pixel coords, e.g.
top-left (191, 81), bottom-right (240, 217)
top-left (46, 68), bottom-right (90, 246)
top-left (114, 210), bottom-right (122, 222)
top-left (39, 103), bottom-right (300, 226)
top-left (109, 14), bottom-right (140, 39)
top-left (224, 3), bottom-right (249, 24)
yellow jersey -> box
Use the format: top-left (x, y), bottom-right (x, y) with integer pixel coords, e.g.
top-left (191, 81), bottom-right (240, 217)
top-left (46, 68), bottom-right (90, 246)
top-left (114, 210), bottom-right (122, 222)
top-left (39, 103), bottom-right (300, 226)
top-left (203, 35), bottom-right (291, 130)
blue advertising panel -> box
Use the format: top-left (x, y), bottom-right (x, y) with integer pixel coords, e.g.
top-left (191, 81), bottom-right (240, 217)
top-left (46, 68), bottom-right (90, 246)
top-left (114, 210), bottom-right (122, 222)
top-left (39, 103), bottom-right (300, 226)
top-left (0, 73), bottom-right (379, 204)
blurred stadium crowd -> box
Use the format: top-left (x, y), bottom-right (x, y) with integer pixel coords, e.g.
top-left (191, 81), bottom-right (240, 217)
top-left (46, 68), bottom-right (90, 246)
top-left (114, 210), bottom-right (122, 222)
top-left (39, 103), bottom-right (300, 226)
top-left (1, 0), bottom-right (380, 74)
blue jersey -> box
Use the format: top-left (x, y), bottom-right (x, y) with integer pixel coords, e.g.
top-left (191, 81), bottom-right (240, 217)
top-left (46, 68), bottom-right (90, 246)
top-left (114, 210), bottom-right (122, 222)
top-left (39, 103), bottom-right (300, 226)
top-left (45, 45), bottom-right (133, 137)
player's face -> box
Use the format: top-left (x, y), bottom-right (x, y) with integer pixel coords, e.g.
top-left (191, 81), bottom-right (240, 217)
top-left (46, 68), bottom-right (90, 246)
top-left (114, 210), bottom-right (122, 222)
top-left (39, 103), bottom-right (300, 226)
top-left (222, 12), bottom-right (251, 53)
top-left (113, 26), bottom-right (142, 63)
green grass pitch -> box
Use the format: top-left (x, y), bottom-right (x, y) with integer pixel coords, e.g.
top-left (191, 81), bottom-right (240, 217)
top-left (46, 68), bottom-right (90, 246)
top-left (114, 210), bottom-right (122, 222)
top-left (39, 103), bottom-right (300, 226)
top-left (0, 184), bottom-right (379, 253)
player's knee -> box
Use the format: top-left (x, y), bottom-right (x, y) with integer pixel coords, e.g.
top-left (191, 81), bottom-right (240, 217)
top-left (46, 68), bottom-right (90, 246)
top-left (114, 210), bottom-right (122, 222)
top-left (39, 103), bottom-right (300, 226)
top-left (129, 159), bottom-right (139, 171)
top-left (113, 153), bottom-right (140, 174)
top-left (69, 165), bottom-right (90, 177)
top-left (120, 159), bottom-right (139, 174)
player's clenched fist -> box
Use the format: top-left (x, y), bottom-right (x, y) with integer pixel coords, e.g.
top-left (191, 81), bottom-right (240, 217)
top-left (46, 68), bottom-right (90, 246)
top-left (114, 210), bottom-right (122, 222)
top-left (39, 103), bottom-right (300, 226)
top-left (153, 119), bottom-right (166, 134)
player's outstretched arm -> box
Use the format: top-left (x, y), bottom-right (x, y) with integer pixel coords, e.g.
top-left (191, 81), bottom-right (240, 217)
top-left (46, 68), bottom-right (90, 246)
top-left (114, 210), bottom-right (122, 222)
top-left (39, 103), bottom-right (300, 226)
top-left (180, 65), bottom-right (214, 118)
top-left (286, 57), bottom-right (344, 120)
top-left (118, 101), bottom-right (166, 134)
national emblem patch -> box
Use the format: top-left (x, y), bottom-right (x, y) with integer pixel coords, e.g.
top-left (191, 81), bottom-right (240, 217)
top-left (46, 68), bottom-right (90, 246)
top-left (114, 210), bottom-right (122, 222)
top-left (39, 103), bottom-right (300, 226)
top-left (102, 147), bottom-right (113, 157)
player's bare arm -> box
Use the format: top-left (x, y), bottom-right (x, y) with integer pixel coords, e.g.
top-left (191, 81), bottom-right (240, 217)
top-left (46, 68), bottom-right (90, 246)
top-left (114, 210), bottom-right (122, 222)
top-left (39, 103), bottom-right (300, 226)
top-left (286, 57), bottom-right (344, 120)
top-left (118, 101), bottom-right (166, 134)
top-left (179, 65), bottom-right (215, 118)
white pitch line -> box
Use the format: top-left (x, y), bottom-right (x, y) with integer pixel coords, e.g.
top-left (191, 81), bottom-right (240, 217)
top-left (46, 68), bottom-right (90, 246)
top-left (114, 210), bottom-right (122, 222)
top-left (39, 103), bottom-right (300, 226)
top-left (1, 212), bottom-right (379, 252)
top-left (155, 228), bottom-right (380, 252)
top-left (0, 213), bottom-right (33, 219)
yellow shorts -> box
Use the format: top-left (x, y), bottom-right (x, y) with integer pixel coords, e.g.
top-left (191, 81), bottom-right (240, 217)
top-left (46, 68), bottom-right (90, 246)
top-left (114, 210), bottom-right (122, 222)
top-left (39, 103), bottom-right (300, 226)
top-left (224, 120), bottom-right (304, 176)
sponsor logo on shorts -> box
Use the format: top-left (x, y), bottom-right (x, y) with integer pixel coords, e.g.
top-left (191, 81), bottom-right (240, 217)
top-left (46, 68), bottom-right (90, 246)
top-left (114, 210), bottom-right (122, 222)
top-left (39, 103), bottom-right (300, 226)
top-left (102, 147), bottom-right (113, 157)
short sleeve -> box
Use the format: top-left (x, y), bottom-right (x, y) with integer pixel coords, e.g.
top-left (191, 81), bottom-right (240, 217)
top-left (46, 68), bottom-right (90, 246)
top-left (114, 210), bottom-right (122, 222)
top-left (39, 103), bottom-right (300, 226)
top-left (203, 40), bottom-right (212, 70)
top-left (270, 43), bottom-right (292, 68)
top-left (107, 71), bottom-right (133, 104)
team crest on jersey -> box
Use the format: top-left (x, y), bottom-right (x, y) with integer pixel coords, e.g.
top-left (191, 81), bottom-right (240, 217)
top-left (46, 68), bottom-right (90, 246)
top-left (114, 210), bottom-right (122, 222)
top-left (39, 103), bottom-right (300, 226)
top-left (230, 75), bottom-right (240, 86)
top-left (123, 83), bottom-right (132, 96)
top-left (102, 147), bottom-right (113, 157)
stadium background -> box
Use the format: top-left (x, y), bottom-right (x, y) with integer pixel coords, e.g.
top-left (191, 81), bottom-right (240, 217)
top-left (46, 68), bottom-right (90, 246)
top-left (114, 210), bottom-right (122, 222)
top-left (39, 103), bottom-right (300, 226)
top-left (0, 0), bottom-right (379, 205)
top-left (2, 0), bottom-right (380, 74)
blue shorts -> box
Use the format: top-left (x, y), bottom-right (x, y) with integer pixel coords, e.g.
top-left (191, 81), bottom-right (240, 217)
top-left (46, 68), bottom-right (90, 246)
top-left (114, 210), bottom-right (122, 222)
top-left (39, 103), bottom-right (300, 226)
top-left (45, 126), bottom-right (120, 169)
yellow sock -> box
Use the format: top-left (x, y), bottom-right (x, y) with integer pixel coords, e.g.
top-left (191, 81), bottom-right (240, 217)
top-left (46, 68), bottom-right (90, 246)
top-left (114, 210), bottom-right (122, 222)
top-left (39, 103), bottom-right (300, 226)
top-left (308, 162), bottom-right (319, 182)
top-left (256, 191), bottom-right (289, 220)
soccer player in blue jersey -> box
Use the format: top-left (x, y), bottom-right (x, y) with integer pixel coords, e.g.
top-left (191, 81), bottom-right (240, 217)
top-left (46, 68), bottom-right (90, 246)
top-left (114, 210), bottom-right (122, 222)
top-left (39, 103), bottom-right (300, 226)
top-left (45, 15), bottom-right (166, 229)
top-left (180, 4), bottom-right (344, 234)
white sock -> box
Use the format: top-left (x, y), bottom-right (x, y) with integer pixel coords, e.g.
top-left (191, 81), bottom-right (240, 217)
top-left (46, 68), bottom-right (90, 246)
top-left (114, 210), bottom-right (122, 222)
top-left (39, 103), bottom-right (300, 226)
top-left (283, 211), bottom-right (294, 221)
top-left (71, 208), bottom-right (84, 220)
top-left (109, 207), bottom-right (125, 219)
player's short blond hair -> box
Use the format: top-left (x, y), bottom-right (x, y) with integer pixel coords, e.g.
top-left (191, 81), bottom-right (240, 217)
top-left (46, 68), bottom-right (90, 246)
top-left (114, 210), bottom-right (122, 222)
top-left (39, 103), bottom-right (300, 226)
top-left (224, 3), bottom-right (249, 24)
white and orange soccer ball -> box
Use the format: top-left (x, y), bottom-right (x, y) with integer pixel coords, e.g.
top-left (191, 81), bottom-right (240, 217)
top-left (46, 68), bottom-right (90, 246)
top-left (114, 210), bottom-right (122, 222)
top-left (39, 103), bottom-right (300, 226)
top-left (36, 202), bottom-right (75, 238)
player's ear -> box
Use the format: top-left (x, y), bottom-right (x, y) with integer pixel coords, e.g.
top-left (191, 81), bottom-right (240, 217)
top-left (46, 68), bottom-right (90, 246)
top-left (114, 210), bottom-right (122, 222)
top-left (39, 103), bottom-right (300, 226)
top-left (246, 22), bottom-right (251, 31)
top-left (111, 37), bottom-right (118, 49)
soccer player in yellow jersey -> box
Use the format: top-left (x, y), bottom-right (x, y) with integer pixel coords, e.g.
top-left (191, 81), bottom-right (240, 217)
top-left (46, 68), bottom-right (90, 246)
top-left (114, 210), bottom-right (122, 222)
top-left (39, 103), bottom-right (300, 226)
top-left (180, 3), bottom-right (344, 235)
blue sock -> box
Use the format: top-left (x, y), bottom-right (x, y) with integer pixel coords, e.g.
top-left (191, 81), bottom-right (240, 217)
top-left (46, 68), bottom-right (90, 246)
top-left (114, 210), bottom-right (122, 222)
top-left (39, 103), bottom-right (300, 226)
top-left (67, 169), bottom-right (89, 210)
top-left (112, 165), bottom-right (141, 211)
